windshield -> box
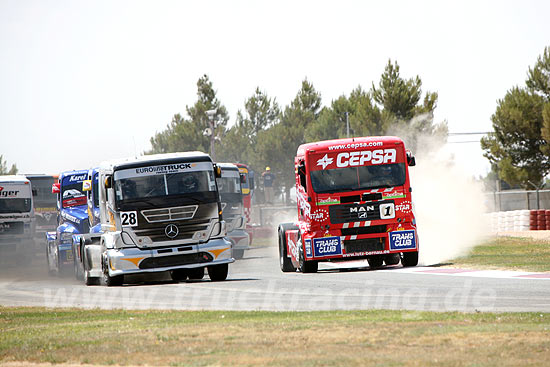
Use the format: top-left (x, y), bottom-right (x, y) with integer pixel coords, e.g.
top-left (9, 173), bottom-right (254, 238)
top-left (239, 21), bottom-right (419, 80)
top-left (28, 176), bottom-right (57, 207)
top-left (115, 170), bottom-right (216, 202)
top-left (62, 183), bottom-right (87, 208)
top-left (0, 198), bottom-right (32, 213)
top-left (310, 163), bottom-right (406, 193)
top-left (216, 175), bottom-right (241, 194)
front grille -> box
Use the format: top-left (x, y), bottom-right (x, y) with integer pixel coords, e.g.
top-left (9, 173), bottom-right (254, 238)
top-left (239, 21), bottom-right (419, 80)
top-left (0, 222), bottom-right (24, 235)
top-left (132, 219), bottom-right (211, 242)
top-left (341, 225), bottom-right (387, 236)
top-left (344, 237), bottom-right (385, 254)
top-left (141, 205), bottom-right (198, 223)
top-left (139, 252), bottom-right (213, 269)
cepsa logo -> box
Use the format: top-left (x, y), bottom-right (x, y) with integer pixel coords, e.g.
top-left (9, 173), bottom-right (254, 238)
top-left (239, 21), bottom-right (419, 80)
top-left (316, 149), bottom-right (397, 169)
top-left (0, 187), bottom-right (20, 197)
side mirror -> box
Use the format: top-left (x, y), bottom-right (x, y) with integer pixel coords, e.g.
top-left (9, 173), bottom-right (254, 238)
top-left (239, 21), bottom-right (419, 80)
top-left (240, 174), bottom-right (246, 184)
top-left (52, 183), bottom-right (60, 194)
top-left (249, 177), bottom-right (255, 190)
top-left (213, 164), bottom-right (222, 178)
top-left (406, 151), bottom-right (416, 167)
top-left (104, 176), bottom-right (112, 189)
top-left (32, 189), bottom-right (37, 197)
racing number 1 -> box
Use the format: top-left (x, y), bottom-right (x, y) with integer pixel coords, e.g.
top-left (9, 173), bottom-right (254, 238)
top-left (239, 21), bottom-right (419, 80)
top-left (379, 203), bottom-right (395, 219)
top-left (121, 211), bottom-right (138, 227)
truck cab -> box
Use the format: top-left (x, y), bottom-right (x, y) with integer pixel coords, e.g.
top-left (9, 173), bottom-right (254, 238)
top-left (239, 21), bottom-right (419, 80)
top-left (25, 174), bottom-right (59, 247)
top-left (0, 175), bottom-right (36, 262)
top-left (278, 136), bottom-right (418, 273)
top-left (46, 170), bottom-right (89, 275)
top-left (77, 152), bottom-right (233, 286)
top-left (217, 163), bottom-right (250, 259)
top-left (234, 163), bottom-right (255, 244)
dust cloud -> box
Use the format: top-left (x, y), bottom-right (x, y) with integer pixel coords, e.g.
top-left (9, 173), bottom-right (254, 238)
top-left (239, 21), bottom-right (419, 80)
top-left (407, 135), bottom-right (490, 265)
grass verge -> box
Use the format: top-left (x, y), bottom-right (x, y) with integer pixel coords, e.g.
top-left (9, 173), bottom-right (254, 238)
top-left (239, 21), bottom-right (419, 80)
top-left (1, 307), bottom-right (549, 366)
top-left (451, 236), bottom-right (550, 272)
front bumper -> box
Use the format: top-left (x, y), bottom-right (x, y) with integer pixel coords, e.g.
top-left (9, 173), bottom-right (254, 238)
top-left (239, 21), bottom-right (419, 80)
top-left (102, 237), bottom-right (234, 277)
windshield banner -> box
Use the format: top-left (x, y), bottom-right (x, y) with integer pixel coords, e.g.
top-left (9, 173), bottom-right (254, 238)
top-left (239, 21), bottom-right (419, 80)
top-left (0, 185), bottom-right (30, 199)
top-left (114, 162), bottom-right (213, 180)
top-left (311, 148), bottom-right (403, 171)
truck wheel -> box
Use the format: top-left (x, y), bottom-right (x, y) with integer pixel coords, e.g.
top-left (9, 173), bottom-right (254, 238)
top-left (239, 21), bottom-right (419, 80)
top-left (401, 251), bottom-right (419, 267)
top-left (208, 263), bottom-right (228, 281)
top-left (384, 253), bottom-right (400, 266)
top-left (188, 267), bottom-right (204, 280)
top-left (299, 243), bottom-right (318, 274)
top-left (278, 224), bottom-right (296, 272)
top-left (46, 245), bottom-right (55, 276)
top-left (170, 269), bottom-right (188, 282)
top-left (74, 248), bottom-right (84, 281)
top-left (367, 255), bottom-right (384, 269)
top-left (81, 246), bottom-right (99, 285)
top-left (233, 249), bottom-right (245, 259)
top-left (103, 270), bottom-right (124, 287)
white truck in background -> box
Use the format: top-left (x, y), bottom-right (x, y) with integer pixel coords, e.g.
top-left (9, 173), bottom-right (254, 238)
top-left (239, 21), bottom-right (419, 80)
top-left (0, 175), bottom-right (36, 262)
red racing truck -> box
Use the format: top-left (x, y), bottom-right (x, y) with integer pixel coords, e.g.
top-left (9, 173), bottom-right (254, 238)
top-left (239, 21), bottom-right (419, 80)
top-left (278, 136), bottom-right (418, 273)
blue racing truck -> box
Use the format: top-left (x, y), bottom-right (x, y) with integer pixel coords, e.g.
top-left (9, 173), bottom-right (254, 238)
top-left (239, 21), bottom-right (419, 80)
top-left (46, 169), bottom-right (89, 275)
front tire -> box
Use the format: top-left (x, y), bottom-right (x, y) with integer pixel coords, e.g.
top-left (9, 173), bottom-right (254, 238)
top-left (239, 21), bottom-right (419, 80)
top-left (188, 267), bottom-right (204, 280)
top-left (367, 255), bottom-right (384, 269)
top-left (298, 238), bottom-right (318, 274)
top-left (208, 263), bottom-right (228, 281)
top-left (278, 224), bottom-right (296, 273)
top-left (401, 251), bottom-right (419, 267)
top-left (233, 249), bottom-right (245, 259)
top-left (384, 253), bottom-right (400, 266)
top-left (102, 257), bottom-right (123, 287)
top-left (171, 269), bottom-right (188, 282)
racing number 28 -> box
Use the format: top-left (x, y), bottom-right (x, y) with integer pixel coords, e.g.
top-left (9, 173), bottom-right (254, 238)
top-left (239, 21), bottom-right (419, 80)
top-left (121, 211), bottom-right (138, 227)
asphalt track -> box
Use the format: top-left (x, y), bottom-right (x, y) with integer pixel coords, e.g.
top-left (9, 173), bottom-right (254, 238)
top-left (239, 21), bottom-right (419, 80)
top-left (1, 245), bottom-right (549, 312)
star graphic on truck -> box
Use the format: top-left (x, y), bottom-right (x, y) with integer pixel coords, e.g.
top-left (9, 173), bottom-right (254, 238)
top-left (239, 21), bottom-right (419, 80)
top-left (316, 154), bottom-right (333, 169)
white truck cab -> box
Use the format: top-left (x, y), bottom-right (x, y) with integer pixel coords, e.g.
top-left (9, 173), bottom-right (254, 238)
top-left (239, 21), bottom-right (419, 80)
top-left (0, 175), bottom-right (36, 260)
top-left (77, 152), bottom-right (234, 286)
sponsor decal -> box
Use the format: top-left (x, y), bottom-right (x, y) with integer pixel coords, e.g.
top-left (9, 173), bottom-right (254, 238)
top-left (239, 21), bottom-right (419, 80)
top-left (115, 162), bottom-right (213, 180)
top-left (305, 239), bottom-right (312, 257)
top-left (389, 230), bottom-right (416, 250)
top-left (313, 236), bottom-right (342, 257)
top-left (317, 155), bottom-right (334, 169)
top-left (310, 208), bottom-right (328, 221)
top-left (318, 197), bottom-right (340, 206)
top-left (0, 187), bottom-right (21, 198)
top-left (315, 149), bottom-right (397, 170)
top-left (343, 250), bottom-right (390, 257)
top-left (61, 211), bottom-right (81, 224)
top-left (327, 141), bottom-right (384, 150)
top-left (69, 174), bottom-right (87, 182)
top-left (395, 201), bottom-right (413, 214)
top-left (382, 190), bottom-right (406, 199)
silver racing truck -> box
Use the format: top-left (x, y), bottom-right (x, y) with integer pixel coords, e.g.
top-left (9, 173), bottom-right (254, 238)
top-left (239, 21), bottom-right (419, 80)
top-left (75, 152), bottom-right (233, 286)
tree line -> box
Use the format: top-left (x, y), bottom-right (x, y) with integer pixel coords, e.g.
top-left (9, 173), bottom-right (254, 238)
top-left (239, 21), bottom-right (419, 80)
top-left (148, 59), bottom-right (447, 197)
top-left (481, 46), bottom-right (550, 189)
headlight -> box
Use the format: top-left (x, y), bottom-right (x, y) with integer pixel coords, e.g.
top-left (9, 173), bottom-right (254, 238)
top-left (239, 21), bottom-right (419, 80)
top-left (211, 222), bottom-right (221, 237)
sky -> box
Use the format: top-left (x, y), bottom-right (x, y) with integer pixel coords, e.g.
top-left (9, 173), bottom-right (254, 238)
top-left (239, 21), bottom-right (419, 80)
top-left (1, 0), bottom-right (549, 178)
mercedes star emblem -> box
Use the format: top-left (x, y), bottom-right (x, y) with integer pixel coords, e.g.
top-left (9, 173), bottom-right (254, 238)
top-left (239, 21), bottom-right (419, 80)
top-left (165, 224), bottom-right (179, 239)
